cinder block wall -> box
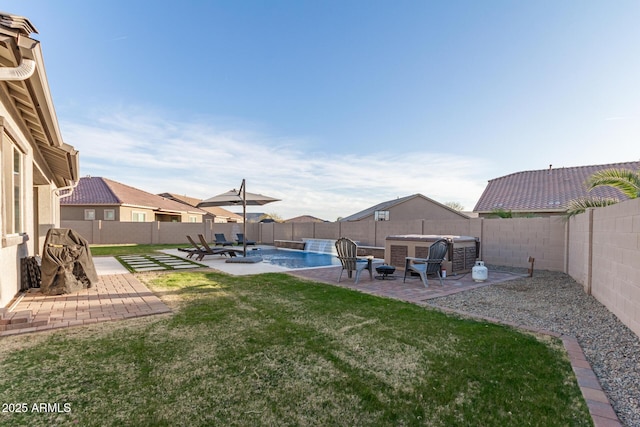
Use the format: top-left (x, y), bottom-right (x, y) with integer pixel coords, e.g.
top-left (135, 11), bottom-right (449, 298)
top-left (313, 222), bottom-right (340, 240)
top-left (340, 221), bottom-right (376, 246)
top-left (62, 208), bottom-right (640, 338)
top-left (567, 211), bottom-right (592, 291)
top-left (580, 199), bottom-right (640, 338)
top-left (480, 217), bottom-right (566, 271)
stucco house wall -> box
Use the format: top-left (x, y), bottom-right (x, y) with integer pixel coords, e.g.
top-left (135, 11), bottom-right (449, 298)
top-left (0, 13), bottom-right (79, 308)
top-left (61, 205), bottom-right (121, 222)
top-left (384, 196), bottom-right (468, 221)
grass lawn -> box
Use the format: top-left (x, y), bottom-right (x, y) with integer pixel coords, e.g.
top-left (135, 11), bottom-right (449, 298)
top-left (0, 271), bottom-right (592, 426)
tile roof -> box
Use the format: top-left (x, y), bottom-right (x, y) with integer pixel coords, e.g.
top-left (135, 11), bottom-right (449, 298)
top-left (62, 176), bottom-right (119, 205)
top-left (473, 161), bottom-right (640, 213)
top-left (158, 193), bottom-right (242, 220)
top-left (62, 177), bottom-right (205, 214)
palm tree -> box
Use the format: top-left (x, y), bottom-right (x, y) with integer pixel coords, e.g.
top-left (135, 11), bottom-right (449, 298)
top-left (586, 168), bottom-right (640, 198)
top-left (490, 208), bottom-right (536, 218)
top-left (564, 167), bottom-right (640, 218)
top-left (565, 196), bottom-right (619, 218)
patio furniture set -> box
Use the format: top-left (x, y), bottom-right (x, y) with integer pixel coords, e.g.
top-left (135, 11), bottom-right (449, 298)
top-left (334, 237), bottom-right (448, 287)
top-left (179, 234), bottom-right (449, 287)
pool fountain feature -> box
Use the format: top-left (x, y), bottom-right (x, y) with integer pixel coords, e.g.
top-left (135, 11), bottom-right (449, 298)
top-left (302, 239), bottom-right (338, 255)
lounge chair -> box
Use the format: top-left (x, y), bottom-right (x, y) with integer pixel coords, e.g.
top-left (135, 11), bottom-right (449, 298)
top-left (178, 235), bottom-right (208, 260)
top-left (236, 233), bottom-right (256, 246)
top-left (334, 237), bottom-right (373, 284)
top-left (403, 238), bottom-right (448, 287)
top-left (199, 235), bottom-right (242, 258)
top-left (214, 233), bottom-right (233, 246)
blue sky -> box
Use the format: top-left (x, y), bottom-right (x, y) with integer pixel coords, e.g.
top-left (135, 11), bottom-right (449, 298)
top-left (5, 1), bottom-right (640, 220)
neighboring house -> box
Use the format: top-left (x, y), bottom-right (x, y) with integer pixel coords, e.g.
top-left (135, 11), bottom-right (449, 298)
top-left (158, 193), bottom-right (243, 223)
top-left (284, 215), bottom-right (327, 223)
top-left (340, 194), bottom-right (469, 222)
top-left (239, 212), bottom-right (268, 223)
top-left (61, 177), bottom-right (207, 223)
top-left (0, 13), bottom-right (79, 307)
top-left (474, 161), bottom-right (640, 218)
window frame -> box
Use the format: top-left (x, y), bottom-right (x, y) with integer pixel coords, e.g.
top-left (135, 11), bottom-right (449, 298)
top-left (132, 211), bottom-right (146, 222)
top-left (12, 146), bottom-right (23, 234)
top-left (374, 210), bottom-right (390, 221)
top-left (1, 121), bottom-right (30, 247)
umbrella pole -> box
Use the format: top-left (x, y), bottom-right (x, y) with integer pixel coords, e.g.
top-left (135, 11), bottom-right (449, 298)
top-left (241, 179), bottom-right (247, 257)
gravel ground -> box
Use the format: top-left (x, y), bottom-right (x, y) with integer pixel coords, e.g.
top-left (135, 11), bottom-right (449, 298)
top-left (426, 266), bottom-right (640, 427)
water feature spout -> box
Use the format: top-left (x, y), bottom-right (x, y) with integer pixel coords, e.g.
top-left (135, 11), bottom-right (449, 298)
top-left (303, 239), bottom-right (338, 255)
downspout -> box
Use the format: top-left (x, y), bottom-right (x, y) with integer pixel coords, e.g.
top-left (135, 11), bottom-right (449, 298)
top-left (54, 181), bottom-right (79, 200)
top-left (52, 181), bottom-right (79, 227)
top-left (0, 59), bottom-right (36, 81)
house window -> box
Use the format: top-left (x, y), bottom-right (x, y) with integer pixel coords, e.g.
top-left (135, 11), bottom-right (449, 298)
top-left (84, 209), bottom-right (96, 220)
top-left (104, 209), bottom-right (115, 221)
top-left (12, 148), bottom-right (23, 233)
top-left (374, 210), bottom-right (389, 221)
top-left (189, 216), bottom-right (198, 223)
top-left (132, 212), bottom-right (146, 222)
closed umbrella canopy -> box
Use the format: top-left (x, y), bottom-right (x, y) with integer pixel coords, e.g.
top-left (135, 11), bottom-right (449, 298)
top-left (197, 179), bottom-right (280, 255)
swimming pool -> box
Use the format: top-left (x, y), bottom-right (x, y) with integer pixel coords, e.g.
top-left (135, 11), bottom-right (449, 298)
top-left (253, 248), bottom-right (342, 269)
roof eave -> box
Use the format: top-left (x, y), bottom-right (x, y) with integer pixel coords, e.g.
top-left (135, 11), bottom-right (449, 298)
top-left (0, 17), bottom-right (78, 185)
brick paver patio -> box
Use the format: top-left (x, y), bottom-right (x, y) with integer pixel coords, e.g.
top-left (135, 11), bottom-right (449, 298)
top-left (0, 274), bottom-right (171, 337)
top-left (288, 265), bottom-right (519, 302)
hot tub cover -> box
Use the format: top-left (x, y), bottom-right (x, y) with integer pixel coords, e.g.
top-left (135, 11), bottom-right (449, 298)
top-left (386, 234), bottom-right (477, 242)
top-left (40, 228), bottom-right (98, 295)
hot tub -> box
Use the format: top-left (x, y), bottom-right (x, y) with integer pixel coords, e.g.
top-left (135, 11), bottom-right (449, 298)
top-left (384, 234), bottom-right (479, 275)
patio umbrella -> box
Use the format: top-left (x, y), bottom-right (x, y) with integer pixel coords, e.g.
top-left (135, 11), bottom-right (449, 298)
top-left (197, 179), bottom-right (280, 256)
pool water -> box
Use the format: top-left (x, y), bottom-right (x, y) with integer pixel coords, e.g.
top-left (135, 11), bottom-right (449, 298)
top-left (253, 248), bottom-right (342, 269)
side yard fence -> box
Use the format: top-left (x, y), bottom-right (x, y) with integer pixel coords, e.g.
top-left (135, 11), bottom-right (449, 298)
top-left (61, 197), bottom-right (640, 338)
